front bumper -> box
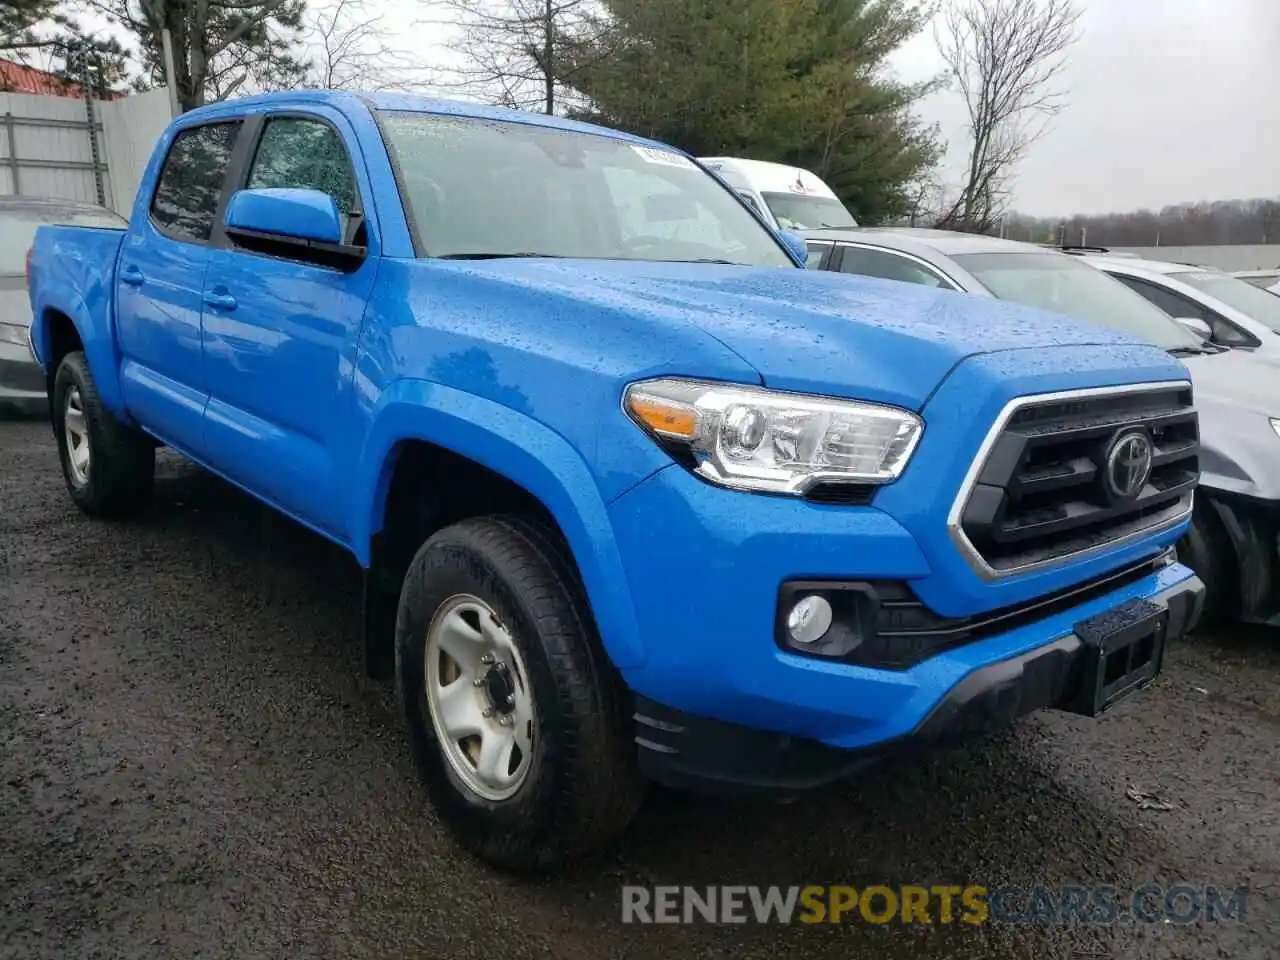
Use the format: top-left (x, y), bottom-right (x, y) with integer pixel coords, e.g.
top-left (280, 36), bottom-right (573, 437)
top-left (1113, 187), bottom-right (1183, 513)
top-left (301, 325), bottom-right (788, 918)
top-left (633, 574), bottom-right (1203, 795)
top-left (605, 462), bottom-right (1201, 794)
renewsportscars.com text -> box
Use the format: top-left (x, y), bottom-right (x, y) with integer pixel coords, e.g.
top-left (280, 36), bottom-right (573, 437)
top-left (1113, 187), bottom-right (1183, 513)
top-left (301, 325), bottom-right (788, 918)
top-left (621, 884), bottom-right (1248, 925)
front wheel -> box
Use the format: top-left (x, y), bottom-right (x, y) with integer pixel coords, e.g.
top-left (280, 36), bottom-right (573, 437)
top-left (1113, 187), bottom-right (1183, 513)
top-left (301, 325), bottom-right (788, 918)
top-left (395, 516), bottom-right (644, 872)
top-left (1175, 504), bottom-right (1235, 628)
top-left (52, 351), bottom-right (155, 517)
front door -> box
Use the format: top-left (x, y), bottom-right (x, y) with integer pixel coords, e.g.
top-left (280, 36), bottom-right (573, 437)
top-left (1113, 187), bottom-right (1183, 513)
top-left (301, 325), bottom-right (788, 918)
top-left (199, 111), bottom-right (379, 540)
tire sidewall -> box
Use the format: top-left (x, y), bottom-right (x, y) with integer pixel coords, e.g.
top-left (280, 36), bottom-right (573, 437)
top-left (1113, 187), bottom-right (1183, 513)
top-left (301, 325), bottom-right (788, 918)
top-left (52, 357), bottom-right (95, 506)
top-left (396, 536), bottom-right (574, 853)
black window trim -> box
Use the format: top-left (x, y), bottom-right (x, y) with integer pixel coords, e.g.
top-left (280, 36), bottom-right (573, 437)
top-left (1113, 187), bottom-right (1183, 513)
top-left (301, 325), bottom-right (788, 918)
top-left (216, 108), bottom-right (371, 271)
top-left (1112, 272), bottom-right (1262, 349)
top-left (147, 118), bottom-right (243, 247)
top-left (831, 241), bottom-right (961, 291)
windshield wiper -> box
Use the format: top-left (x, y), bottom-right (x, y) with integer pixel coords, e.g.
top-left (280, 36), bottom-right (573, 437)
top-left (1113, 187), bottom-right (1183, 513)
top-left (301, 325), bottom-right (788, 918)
top-left (438, 252), bottom-right (565, 260)
top-left (1168, 345), bottom-right (1217, 357)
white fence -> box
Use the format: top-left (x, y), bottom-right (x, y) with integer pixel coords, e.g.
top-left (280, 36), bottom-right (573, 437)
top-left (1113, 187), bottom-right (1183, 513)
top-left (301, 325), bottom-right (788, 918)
top-left (0, 87), bottom-right (173, 217)
top-left (1108, 245), bottom-right (1280, 272)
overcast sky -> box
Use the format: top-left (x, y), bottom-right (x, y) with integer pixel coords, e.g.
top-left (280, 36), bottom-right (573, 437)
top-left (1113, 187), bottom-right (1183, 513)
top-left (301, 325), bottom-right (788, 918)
top-left (889, 0), bottom-right (1280, 216)
top-left (79, 0), bottom-right (1279, 218)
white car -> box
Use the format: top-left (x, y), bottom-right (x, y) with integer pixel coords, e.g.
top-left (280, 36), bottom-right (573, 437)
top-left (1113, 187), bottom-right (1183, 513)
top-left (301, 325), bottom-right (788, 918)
top-left (697, 157), bottom-right (857, 232)
top-left (1233, 269), bottom-right (1280, 296)
top-left (1077, 254), bottom-right (1280, 357)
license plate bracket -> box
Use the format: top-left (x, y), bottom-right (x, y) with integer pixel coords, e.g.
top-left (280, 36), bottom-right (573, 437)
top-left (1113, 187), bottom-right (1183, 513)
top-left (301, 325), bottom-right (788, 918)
top-left (1063, 597), bottom-right (1167, 717)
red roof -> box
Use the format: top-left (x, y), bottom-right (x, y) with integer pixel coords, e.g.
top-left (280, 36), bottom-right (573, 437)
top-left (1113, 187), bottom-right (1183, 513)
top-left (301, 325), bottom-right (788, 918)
top-left (0, 59), bottom-right (125, 100)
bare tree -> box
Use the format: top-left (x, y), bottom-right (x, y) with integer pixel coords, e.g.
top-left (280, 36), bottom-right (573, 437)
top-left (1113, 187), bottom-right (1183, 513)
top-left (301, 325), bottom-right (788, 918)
top-left (431, 0), bottom-right (606, 115)
top-left (84, 0), bottom-right (310, 111)
top-left (303, 0), bottom-right (420, 91)
top-left (934, 0), bottom-right (1081, 232)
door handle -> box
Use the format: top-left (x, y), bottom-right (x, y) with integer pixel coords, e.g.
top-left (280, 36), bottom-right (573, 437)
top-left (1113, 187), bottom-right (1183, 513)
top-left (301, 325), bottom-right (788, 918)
top-left (202, 291), bottom-right (238, 311)
top-left (120, 265), bottom-right (144, 286)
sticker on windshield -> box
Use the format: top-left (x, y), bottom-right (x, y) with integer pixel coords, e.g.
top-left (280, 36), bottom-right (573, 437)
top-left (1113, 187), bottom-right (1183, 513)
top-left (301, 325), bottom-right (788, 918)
top-left (631, 145), bottom-right (696, 169)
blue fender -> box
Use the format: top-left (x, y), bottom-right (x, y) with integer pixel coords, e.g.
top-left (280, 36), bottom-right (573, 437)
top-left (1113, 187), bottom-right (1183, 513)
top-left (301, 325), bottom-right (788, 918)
top-left (30, 286), bottom-right (129, 420)
top-left (351, 378), bottom-right (647, 669)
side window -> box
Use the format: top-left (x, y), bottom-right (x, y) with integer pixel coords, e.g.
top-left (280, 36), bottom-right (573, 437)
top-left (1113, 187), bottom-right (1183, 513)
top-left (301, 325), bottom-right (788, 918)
top-left (1113, 275), bottom-right (1256, 347)
top-left (246, 117), bottom-right (358, 228)
top-left (838, 246), bottom-right (952, 289)
top-left (150, 122), bottom-right (238, 243)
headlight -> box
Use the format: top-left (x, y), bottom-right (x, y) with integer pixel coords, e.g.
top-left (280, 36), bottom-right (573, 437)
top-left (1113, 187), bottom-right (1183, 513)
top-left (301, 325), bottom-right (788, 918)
top-left (623, 377), bottom-right (923, 494)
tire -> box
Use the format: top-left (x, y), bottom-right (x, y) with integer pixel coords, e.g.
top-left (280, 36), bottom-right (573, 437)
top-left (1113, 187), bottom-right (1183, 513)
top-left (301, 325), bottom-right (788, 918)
top-left (1175, 503), bottom-right (1235, 628)
top-left (52, 351), bottom-right (155, 518)
top-left (395, 515), bottom-right (644, 872)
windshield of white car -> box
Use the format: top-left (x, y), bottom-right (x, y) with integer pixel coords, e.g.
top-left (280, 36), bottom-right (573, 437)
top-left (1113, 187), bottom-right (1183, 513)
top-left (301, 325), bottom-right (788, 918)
top-left (760, 192), bottom-right (857, 230)
top-left (375, 111), bottom-right (795, 267)
top-left (0, 204), bottom-right (125, 275)
top-left (1177, 271), bottom-right (1280, 332)
top-left (951, 251), bottom-right (1204, 351)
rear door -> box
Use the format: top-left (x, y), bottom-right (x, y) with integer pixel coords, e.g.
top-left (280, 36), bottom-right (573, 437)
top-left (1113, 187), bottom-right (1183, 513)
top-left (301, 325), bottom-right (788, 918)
top-left (199, 108), bottom-right (379, 540)
top-left (115, 120), bottom-right (241, 450)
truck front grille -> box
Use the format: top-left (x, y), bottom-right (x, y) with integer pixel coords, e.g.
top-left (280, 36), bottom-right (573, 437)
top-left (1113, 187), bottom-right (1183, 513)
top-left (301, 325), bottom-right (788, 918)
top-left (950, 383), bottom-right (1199, 577)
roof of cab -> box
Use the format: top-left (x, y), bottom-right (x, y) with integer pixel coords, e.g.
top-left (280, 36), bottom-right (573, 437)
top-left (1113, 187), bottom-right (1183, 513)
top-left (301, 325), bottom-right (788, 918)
top-left (179, 89), bottom-right (680, 153)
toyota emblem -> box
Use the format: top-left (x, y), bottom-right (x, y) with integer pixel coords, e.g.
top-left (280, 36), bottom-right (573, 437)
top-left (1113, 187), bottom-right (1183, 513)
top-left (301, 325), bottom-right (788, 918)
top-left (1104, 430), bottom-right (1154, 500)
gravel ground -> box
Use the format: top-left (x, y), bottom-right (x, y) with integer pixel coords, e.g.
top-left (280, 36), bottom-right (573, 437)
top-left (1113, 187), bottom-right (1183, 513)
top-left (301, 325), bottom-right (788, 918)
top-left (1, 417), bottom-right (1277, 960)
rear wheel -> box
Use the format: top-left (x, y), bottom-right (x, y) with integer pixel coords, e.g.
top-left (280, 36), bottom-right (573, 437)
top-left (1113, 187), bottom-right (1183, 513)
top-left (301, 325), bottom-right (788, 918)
top-left (395, 516), bottom-right (643, 872)
top-left (1175, 503), bottom-right (1235, 628)
top-left (52, 351), bottom-right (154, 517)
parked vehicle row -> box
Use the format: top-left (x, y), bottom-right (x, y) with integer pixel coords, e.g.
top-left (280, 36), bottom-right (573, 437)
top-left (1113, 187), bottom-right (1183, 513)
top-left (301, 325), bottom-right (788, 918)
top-left (20, 92), bottom-right (1216, 873)
top-left (802, 227), bottom-right (1280, 628)
top-left (0, 197), bottom-right (127, 416)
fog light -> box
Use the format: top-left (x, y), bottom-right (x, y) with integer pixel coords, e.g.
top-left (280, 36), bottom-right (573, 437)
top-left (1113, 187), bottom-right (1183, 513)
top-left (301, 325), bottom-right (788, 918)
top-left (786, 594), bottom-right (833, 645)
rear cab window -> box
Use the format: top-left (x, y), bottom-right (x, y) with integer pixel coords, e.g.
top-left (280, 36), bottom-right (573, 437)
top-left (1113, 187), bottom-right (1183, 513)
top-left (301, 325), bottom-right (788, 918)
top-left (149, 122), bottom-right (239, 243)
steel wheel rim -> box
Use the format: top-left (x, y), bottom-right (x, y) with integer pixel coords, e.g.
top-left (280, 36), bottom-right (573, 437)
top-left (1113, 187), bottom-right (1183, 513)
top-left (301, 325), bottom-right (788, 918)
top-left (64, 387), bottom-right (90, 487)
top-left (424, 594), bottom-right (536, 802)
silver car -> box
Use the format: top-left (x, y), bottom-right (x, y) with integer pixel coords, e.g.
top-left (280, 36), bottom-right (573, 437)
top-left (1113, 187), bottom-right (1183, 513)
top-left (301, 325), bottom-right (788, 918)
top-left (1, 197), bottom-right (127, 415)
top-left (803, 226), bottom-right (1280, 627)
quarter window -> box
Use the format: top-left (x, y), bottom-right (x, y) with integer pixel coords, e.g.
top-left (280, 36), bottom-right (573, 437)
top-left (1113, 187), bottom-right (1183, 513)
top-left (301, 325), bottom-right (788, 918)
top-left (150, 122), bottom-right (238, 243)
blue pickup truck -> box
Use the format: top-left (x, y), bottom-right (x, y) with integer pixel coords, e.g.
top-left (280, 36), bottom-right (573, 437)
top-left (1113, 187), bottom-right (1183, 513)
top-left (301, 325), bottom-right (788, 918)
top-left (27, 91), bottom-right (1205, 871)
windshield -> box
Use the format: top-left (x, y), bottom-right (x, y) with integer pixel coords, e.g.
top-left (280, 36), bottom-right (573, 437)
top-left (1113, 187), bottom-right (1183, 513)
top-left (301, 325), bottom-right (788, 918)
top-left (376, 111), bottom-right (794, 267)
top-left (951, 251), bottom-right (1202, 350)
top-left (760, 191), bottom-right (857, 230)
top-left (1177, 270), bottom-right (1280, 332)
top-left (0, 204), bottom-right (125, 274)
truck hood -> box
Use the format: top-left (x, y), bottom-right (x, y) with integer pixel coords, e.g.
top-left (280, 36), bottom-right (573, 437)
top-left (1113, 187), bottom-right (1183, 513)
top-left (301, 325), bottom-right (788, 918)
top-left (462, 259), bottom-right (1147, 410)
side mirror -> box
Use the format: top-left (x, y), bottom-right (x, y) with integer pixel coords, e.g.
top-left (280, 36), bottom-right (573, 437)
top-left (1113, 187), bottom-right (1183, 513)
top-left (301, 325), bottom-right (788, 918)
top-left (777, 229), bottom-right (809, 265)
top-left (1174, 316), bottom-right (1212, 342)
top-left (223, 187), bottom-right (365, 270)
